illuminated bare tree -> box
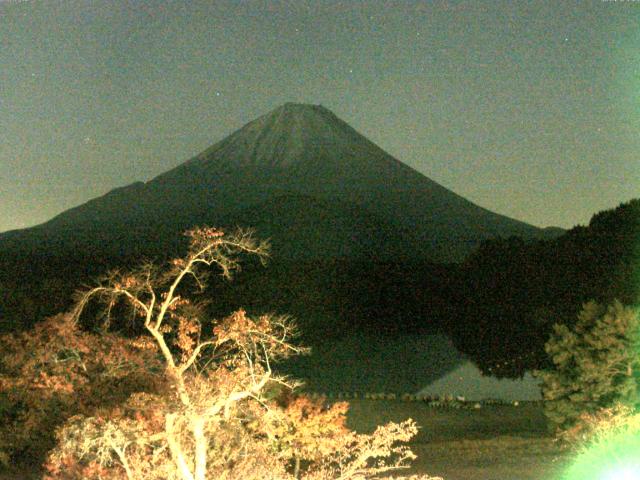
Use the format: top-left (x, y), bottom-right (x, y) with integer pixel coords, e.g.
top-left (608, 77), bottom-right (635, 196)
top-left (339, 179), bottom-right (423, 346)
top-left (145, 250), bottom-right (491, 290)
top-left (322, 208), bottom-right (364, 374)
top-left (44, 227), bottom-right (299, 480)
top-left (41, 227), bottom-right (440, 480)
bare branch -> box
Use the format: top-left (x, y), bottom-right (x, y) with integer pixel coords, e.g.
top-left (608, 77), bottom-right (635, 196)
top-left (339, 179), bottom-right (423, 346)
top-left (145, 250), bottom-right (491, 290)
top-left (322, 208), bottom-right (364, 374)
top-left (177, 340), bottom-right (216, 375)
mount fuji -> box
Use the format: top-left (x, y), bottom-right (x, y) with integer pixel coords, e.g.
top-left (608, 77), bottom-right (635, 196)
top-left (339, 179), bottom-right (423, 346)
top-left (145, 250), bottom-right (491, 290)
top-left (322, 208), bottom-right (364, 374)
top-left (0, 103), bottom-right (567, 391)
top-left (0, 103), bottom-right (556, 264)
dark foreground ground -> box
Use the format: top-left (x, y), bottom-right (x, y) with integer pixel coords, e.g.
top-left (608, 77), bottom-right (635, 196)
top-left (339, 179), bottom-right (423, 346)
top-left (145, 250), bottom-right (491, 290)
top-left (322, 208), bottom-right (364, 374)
top-left (2, 400), bottom-right (569, 480)
top-left (345, 399), bottom-right (570, 480)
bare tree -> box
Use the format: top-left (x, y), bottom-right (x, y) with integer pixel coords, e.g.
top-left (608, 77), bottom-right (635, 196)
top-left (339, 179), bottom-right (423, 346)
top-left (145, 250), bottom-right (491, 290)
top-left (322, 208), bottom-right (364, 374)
top-left (41, 227), bottom-right (440, 480)
top-left (49, 227), bottom-right (300, 480)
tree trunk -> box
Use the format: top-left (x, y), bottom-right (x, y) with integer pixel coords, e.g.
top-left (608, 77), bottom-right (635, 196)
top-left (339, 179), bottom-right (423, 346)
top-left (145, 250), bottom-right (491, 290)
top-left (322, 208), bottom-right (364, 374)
top-left (294, 456), bottom-right (301, 479)
top-left (166, 413), bottom-right (195, 480)
top-left (193, 416), bottom-right (208, 480)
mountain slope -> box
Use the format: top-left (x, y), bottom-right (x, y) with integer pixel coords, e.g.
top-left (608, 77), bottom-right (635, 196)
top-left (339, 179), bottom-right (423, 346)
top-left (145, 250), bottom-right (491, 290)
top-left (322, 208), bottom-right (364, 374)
top-left (155, 103), bottom-right (550, 260)
top-left (0, 103), bottom-right (557, 263)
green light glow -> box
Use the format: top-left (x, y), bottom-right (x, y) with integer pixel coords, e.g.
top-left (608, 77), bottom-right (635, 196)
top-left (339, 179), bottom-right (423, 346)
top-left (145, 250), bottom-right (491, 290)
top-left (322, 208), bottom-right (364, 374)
top-left (562, 428), bottom-right (640, 480)
top-left (602, 467), bottom-right (640, 480)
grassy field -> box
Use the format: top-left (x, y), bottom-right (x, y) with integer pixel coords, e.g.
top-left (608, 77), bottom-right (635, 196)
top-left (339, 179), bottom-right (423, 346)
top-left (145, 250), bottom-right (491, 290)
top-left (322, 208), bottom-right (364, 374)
top-left (344, 399), bottom-right (570, 480)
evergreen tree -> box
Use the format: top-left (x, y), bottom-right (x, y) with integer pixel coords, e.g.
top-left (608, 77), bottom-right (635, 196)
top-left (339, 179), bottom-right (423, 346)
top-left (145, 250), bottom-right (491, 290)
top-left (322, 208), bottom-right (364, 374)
top-left (535, 300), bottom-right (640, 433)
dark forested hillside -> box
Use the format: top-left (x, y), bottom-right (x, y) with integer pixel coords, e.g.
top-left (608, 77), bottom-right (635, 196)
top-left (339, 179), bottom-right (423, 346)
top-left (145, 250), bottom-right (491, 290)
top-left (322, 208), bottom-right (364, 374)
top-left (446, 198), bottom-right (640, 378)
top-left (0, 199), bottom-right (636, 387)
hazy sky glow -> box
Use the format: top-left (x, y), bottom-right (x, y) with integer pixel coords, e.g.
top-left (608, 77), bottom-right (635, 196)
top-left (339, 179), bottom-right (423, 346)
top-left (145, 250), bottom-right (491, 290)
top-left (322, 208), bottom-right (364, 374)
top-left (1, 0), bottom-right (639, 233)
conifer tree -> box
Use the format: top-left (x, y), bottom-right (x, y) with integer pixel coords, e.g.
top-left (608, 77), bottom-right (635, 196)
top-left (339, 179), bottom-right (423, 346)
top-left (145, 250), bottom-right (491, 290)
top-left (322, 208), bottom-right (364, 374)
top-left (536, 300), bottom-right (640, 434)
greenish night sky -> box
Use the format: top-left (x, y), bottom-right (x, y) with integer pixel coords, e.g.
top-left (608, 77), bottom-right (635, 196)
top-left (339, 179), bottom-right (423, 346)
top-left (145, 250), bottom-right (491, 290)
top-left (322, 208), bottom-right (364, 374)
top-left (1, 0), bottom-right (638, 233)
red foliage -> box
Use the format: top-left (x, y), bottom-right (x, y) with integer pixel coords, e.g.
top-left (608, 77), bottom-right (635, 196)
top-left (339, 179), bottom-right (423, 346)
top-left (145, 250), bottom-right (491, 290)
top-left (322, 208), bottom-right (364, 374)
top-left (0, 313), bottom-right (164, 465)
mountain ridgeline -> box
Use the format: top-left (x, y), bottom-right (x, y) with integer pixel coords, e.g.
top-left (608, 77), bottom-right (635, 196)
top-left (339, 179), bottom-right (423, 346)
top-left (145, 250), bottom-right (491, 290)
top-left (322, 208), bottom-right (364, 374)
top-left (0, 103), bottom-right (554, 263)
